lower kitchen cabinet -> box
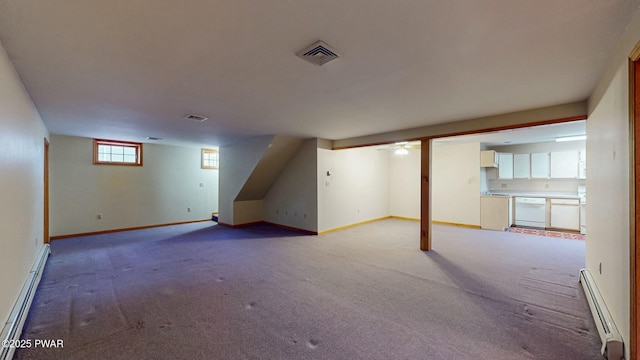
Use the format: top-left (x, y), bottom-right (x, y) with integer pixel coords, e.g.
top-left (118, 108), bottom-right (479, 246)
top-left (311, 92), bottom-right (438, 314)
top-left (550, 198), bottom-right (580, 231)
top-left (481, 196), bottom-right (512, 231)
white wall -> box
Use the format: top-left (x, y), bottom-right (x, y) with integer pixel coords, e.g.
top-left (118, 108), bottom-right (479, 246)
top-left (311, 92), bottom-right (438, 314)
top-left (264, 138), bottom-right (318, 232)
top-left (389, 148), bottom-right (420, 219)
top-left (586, 8), bottom-right (640, 360)
top-left (431, 141), bottom-right (481, 226)
top-left (50, 135), bottom-right (218, 236)
top-left (218, 135), bottom-right (273, 225)
top-left (0, 40), bottom-right (49, 332)
top-left (586, 60), bottom-right (632, 356)
top-left (318, 146), bottom-right (390, 232)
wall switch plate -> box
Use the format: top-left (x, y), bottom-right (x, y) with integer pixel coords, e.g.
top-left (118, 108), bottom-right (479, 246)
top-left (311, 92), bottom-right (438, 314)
top-left (97, 214), bottom-right (102, 220)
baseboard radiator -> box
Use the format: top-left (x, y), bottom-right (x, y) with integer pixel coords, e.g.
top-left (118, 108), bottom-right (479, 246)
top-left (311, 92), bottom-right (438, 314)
top-left (1, 244), bottom-right (50, 360)
top-left (579, 268), bottom-right (623, 360)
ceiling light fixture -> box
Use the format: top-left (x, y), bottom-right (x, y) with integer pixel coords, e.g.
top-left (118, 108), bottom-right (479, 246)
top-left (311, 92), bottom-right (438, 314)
top-left (555, 135), bottom-right (586, 142)
top-left (394, 147), bottom-right (409, 156)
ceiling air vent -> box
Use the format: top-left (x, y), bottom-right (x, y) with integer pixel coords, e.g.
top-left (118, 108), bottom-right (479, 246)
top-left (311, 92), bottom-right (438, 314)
top-left (184, 114), bottom-right (208, 122)
top-left (296, 41), bottom-right (340, 66)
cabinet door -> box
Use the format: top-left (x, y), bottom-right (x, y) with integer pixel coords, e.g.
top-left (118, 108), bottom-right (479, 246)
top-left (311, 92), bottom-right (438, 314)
top-left (480, 150), bottom-right (497, 167)
top-left (513, 154), bottom-right (530, 179)
top-left (578, 150), bottom-right (586, 179)
top-left (550, 203), bottom-right (580, 230)
top-left (550, 151), bottom-right (579, 178)
top-left (498, 153), bottom-right (513, 179)
top-left (531, 152), bottom-right (549, 178)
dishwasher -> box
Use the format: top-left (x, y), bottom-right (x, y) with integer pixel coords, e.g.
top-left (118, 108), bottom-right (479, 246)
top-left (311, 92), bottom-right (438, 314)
top-left (514, 197), bottom-right (546, 228)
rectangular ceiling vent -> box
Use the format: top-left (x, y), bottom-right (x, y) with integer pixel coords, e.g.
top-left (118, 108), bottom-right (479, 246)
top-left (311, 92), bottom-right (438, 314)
top-left (184, 114), bottom-right (208, 122)
top-left (296, 41), bottom-right (340, 66)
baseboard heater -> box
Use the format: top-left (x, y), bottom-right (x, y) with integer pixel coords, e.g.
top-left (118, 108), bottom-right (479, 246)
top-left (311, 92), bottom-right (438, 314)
top-left (579, 268), bottom-right (623, 360)
top-left (1, 244), bottom-right (50, 360)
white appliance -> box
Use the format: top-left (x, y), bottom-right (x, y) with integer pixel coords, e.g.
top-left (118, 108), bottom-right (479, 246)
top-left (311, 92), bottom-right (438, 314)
top-left (514, 197), bottom-right (546, 228)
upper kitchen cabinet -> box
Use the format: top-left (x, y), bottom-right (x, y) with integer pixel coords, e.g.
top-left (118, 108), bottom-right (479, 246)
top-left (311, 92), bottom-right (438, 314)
top-left (531, 152), bottom-right (550, 178)
top-left (578, 150), bottom-right (586, 179)
top-left (513, 154), bottom-right (530, 179)
top-left (498, 153), bottom-right (513, 179)
top-left (480, 150), bottom-right (498, 167)
top-left (550, 150), bottom-right (579, 178)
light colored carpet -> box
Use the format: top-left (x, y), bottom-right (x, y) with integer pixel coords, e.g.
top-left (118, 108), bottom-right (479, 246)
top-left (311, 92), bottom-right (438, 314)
top-left (16, 219), bottom-right (601, 359)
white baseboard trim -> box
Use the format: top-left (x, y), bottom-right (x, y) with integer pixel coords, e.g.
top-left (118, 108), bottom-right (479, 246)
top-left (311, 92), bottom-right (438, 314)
top-left (1, 244), bottom-right (50, 360)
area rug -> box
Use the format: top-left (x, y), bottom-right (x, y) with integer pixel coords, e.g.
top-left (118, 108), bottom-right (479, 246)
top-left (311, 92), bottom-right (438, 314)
top-left (509, 227), bottom-right (585, 240)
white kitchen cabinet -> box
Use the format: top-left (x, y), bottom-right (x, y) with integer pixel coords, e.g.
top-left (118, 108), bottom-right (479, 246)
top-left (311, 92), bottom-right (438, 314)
top-left (550, 151), bottom-right (579, 178)
top-left (513, 154), bottom-right (530, 179)
top-left (578, 150), bottom-right (587, 179)
top-left (480, 150), bottom-right (498, 167)
top-left (530, 152), bottom-right (550, 179)
top-left (498, 153), bottom-right (513, 179)
top-left (550, 198), bottom-right (580, 231)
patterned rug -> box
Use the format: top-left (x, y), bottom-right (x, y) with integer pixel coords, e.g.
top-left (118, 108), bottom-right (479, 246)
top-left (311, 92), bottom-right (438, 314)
top-left (508, 227), bottom-right (585, 240)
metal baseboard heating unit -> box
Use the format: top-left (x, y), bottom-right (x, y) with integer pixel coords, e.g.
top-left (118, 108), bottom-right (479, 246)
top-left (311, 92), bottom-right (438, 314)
top-left (579, 268), bottom-right (623, 360)
top-left (1, 244), bottom-right (50, 360)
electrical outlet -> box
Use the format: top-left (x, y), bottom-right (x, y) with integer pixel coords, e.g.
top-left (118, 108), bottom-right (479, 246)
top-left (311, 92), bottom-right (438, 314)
top-left (187, 207), bottom-right (191, 212)
top-left (199, 182), bottom-right (204, 188)
top-left (97, 214), bottom-right (102, 220)
top-left (501, 183), bottom-right (507, 188)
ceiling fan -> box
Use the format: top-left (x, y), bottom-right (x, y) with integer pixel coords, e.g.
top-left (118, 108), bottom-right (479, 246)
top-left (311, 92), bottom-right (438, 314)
top-left (377, 141), bottom-right (421, 155)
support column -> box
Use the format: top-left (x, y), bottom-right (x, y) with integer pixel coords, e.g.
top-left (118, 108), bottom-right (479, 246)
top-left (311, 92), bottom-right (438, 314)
top-left (420, 138), bottom-right (431, 251)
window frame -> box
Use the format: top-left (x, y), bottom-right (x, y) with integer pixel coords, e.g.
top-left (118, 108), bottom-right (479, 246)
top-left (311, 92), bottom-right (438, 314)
top-left (201, 148), bottom-right (219, 169)
top-left (93, 139), bottom-right (143, 166)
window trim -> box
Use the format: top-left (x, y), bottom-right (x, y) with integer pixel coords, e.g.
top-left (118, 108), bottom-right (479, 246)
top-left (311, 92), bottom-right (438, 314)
top-left (93, 139), bottom-right (143, 166)
top-left (201, 148), bottom-right (219, 169)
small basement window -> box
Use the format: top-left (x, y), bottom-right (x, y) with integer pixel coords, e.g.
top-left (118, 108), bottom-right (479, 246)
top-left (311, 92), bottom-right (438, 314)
top-left (201, 148), bottom-right (219, 169)
top-left (94, 139), bottom-right (143, 166)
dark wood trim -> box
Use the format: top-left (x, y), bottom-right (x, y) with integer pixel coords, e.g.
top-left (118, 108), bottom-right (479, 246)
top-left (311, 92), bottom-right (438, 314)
top-left (50, 218), bottom-right (212, 240)
top-left (420, 138), bottom-right (431, 251)
top-left (631, 52), bottom-right (640, 360)
top-left (44, 138), bottom-right (49, 244)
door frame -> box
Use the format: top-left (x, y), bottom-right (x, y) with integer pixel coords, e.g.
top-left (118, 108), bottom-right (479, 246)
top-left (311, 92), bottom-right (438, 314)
top-left (630, 42), bottom-right (640, 360)
top-left (44, 137), bottom-right (49, 244)
top-left (419, 115), bottom-right (587, 251)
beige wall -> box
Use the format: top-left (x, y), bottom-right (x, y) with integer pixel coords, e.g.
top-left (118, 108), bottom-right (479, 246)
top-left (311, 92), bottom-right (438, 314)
top-left (50, 135), bottom-right (218, 236)
top-left (264, 138), bottom-right (318, 232)
top-left (431, 141), bottom-right (481, 226)
top-left (218, 135), bottom-right (272, 225)
top-left (586, 7), bottom-right (640, 360)
top-left (0, 40), bottom-right (49, 331)
top-left (318, 145), bottom-right (390, 232)
top-left (389, 148), bottom-right (420, 219)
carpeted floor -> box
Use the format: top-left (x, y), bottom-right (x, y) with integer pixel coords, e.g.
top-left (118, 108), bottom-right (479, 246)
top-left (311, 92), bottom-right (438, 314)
top-left (508, 226), bottom-right (586, 240)
top-left (16, 219), bottom-right (601, 359)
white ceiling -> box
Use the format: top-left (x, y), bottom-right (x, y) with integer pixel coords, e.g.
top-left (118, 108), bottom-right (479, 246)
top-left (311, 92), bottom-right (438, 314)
top-left (0, 1), bottom-right (637, 148)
